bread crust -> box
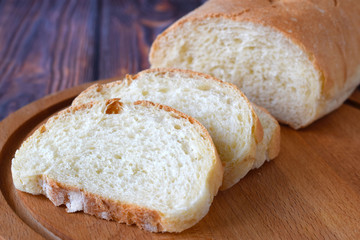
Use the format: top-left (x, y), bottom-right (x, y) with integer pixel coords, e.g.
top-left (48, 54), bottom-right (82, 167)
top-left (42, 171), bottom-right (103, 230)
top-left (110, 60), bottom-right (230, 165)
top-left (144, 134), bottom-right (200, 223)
top-left (268, 121), bottom-right (281, 160)
top-left (252, 104), bottom-right (280, 160)
top-left (41, 175), bottom-right (165, 232)
top-left (150, 0), bottom-right (360, 128)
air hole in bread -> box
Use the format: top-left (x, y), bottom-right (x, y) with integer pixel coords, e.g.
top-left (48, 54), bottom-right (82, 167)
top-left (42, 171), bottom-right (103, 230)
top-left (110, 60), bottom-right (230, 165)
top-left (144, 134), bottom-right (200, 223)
top-left (187, 56), bottom-right (193, 64)
top-left (200, 134), bottom-right (207, 140)
top-left (170, 113), bottom-right (181, 119)
top-left (181, 142), bottom-right (189, 154)
top-left (40, 126), bottom-right (46, 133)
top-left (234, 38), bottom-right (243, 44)
top-left (159, 88), bottom-right (169, 93)
top-left (180, 44), bottom-right (188, 54)
top-left (183, 88), bottom-right (190, 92)
top-left (105, 101), bottom-right (123, 114)
top-left (197, 85), bottom-right (211, 91)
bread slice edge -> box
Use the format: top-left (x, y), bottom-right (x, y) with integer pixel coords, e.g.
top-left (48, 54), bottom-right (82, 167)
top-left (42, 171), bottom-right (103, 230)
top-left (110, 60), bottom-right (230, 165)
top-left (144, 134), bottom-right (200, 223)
top-left (12, 99), bottom-right (224, 233)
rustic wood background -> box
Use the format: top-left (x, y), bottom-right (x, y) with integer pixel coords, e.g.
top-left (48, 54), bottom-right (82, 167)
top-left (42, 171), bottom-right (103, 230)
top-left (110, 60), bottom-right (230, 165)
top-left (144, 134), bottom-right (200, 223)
top-left (0, 0), bottom-right (206, 121)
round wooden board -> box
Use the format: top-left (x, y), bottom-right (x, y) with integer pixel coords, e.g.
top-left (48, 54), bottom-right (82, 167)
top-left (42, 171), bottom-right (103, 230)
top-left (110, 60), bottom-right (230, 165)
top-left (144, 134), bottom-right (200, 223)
top-left (1, 81), bottom-right (360, 240)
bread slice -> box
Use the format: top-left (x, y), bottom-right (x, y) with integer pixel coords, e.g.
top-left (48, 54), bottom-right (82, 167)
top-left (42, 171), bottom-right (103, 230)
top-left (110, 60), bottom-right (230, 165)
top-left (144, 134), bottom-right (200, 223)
top-left (149, 0), bottom-right (360, 129)
top-left (73, 68), bottom-right (263, 190)
top-left (11, 99), bottom-right (223, 233)
top-left (251, 104), bottom-right (280, 169)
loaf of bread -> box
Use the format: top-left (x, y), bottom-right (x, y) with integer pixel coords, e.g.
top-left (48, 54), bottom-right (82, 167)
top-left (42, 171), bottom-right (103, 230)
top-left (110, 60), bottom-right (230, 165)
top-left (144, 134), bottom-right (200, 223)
top-left (11, 99), bottom-right (223, 232)
top-left (149, 0), bottom-right (360, 129)
top-left (73, 68), bottom-right (271, 190)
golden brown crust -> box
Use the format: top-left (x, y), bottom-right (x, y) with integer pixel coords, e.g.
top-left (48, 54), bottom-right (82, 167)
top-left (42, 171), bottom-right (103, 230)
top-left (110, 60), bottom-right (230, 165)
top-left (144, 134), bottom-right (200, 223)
top-left (150, 0), bottom-right (360, 101)
top-left (252, 109), bottom-right (264, 145)
top-left (219, 156), bottom-right (254, 191)
top-left (252, 104), bottom-right (281, 159)
top-left (42, 176), bottom-right (165, 232)
top-left (268, 121), bottom-right (281, 160)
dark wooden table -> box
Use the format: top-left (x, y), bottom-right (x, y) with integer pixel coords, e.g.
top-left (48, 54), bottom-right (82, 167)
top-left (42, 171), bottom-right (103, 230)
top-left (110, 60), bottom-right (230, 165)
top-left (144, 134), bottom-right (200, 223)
top-left (0, 0), bottom-right (206, 121)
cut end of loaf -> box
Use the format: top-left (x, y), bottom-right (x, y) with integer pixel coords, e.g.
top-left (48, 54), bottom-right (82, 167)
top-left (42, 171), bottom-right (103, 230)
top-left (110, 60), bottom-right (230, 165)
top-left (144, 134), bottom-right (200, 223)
top-left (150, 18), bottom-right (322, 129)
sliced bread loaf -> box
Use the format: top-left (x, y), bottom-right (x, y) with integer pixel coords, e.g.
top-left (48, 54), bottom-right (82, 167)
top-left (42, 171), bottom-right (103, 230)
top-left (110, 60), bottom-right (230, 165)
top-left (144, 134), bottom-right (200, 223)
top-left (11, 99), bottom-right (223, 232)
top-left (149, 0), bottom-right (360, 129)
top-left (73, 68), bottom-right (264, 190)
top-left (251, 104), bottom-right (280, 169)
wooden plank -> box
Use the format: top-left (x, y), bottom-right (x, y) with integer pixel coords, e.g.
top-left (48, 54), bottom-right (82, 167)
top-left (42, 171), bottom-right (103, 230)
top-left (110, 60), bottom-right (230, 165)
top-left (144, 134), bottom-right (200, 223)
top-left (0, 193), bottom-right (44, 240)
top-left (0, 0), bottom-right (97, 121)
top-left (1, 84), bottom-right (360, 239)
top-left (97, 0), bottom-right (205, 79)
top-left (298, 106), bottom-right (360, 195)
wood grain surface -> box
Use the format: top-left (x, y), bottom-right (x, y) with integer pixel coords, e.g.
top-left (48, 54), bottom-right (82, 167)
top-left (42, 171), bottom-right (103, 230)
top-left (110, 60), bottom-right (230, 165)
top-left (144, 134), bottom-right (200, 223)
top-left (1, 82), bottom-right (360, 239)
top-left (0, 0), bottom-right (205, 121)
top-left (0, 0), bottom-right (97, 120)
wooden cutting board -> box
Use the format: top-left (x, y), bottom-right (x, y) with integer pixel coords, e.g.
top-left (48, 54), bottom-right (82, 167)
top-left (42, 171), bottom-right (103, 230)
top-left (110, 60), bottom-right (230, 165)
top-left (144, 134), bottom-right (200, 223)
top-left (1, 81), bottom-right (360, 240)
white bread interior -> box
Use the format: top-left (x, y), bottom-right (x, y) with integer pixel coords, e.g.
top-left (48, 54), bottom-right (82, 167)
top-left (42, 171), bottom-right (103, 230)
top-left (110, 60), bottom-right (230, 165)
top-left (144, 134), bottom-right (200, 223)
top-left (150, 20), bottom-right (321, 129)
top-left (149, 0), bottom-right (360, 129)
top-left (73, 69), bottom-right (263, 190)
top-left (11, 99), bottom-right (223, 232)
